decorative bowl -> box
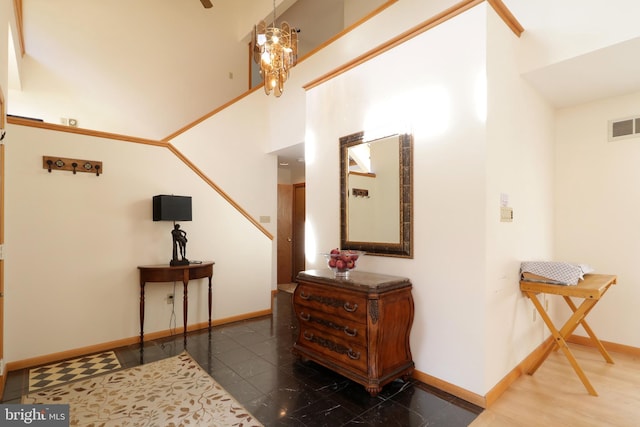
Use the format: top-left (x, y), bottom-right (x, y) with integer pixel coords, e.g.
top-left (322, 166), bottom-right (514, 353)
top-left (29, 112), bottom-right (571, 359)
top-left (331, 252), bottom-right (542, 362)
top-left (323, 249), bottom-right (366, 277)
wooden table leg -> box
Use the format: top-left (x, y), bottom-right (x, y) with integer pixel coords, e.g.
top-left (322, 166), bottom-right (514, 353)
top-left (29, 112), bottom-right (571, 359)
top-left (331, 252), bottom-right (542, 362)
top-left (139, 282), bottom-right (145, 345)
top-left (525, 292), bottom-right (557, 374)
top-left (563, 296), bottom-right (614, 364)
top-left (549, 296), bottom-right (601, 354)
top-left (183, 280), bottom-right (188, 345)
top-left (524, 291), bottom-right (599, 396)
top-left (208, 275), bottom-right (212, 330)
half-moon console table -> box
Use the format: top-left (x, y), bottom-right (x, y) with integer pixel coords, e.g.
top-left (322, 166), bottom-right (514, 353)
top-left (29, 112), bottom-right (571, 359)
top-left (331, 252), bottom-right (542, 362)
top-left (293, 269), bottom-right (414, 396)
top-left (138, 261), bottom-right (214, 345)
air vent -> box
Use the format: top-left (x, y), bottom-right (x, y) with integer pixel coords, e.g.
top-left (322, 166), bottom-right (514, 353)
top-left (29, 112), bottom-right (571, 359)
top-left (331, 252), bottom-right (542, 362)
top-left (608, 116), bottom-right (640, 141)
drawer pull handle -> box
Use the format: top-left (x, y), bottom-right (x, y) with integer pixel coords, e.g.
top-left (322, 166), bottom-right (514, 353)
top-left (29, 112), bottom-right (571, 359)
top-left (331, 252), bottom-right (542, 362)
top-left (347, 349), bottom-right (361, 360)
top-left (303, 330), bottom-right (314, 341)
top-left (344, 327), bottom-right (357, 337)
top-left (300, 312), bottom-right (310, 321)
top-left (300, 291), bottom-right (310, 300)
top-left (343, 302), bottom-right (358, 312)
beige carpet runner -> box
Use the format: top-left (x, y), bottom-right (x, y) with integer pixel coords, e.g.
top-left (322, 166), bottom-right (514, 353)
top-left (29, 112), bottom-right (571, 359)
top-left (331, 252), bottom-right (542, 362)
top-left (22, 351), bottom-right (263, 426)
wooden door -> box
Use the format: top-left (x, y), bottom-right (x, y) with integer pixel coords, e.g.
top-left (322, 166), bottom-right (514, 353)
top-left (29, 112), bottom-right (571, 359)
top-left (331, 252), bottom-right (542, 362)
top-left (277, 185), bottom-right (293, 284)
top-left (292, 183), bottom-right (306, 278)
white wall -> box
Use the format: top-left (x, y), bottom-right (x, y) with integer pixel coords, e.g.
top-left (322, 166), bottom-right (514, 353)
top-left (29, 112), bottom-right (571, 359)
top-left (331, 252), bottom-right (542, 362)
top-left (306, 4), bottom-right (490, 395)
top-left (170, 90), bottom-right (279, 288)
top-left (263, 0), bottom-right (465, 154)
top-left (0, 2), bottom-right (10, 92)
top-left (484, 7), bottom-right (555, 390)
top-left (171, 94), bottom-right (276, 237)
top-left (7, 0), bottom-right (280, 140)
top-left (4, 125), bottom-right (272, 362)
top-left (555, 91), bottom-right (640, 348)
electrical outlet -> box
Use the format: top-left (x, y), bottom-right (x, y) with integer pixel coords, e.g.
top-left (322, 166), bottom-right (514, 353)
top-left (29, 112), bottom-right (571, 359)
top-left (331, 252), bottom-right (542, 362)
top-left (166, 294), bottom-right (174, 304)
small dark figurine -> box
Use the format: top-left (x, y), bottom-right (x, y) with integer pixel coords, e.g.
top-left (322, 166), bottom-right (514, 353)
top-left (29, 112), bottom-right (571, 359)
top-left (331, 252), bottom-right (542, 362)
top-left (171, 224), bottom-right (189, 265)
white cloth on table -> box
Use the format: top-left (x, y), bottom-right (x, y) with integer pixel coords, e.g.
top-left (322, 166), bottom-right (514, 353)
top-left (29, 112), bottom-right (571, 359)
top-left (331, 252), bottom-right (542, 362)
top-left (520, 261), bottom-right (594, 286)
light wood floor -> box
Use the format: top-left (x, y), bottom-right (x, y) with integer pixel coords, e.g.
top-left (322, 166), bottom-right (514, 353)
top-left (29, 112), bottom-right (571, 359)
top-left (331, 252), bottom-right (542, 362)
top-left (470, 344), bottom-right (640, 426)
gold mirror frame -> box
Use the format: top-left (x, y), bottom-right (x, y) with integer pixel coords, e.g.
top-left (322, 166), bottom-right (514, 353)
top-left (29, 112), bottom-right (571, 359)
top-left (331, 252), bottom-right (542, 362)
top-left (340, 131), bottom-right (413, 258)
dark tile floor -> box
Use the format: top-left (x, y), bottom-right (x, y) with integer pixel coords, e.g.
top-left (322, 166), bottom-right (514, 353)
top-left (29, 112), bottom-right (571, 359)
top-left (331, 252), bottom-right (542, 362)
top-left (3, 291), bottom-right (482, 426)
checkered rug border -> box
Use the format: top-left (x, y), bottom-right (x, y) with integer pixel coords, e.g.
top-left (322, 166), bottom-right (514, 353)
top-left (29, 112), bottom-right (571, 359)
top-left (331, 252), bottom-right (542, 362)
top-left (28, 351), bottom-right (122, 392)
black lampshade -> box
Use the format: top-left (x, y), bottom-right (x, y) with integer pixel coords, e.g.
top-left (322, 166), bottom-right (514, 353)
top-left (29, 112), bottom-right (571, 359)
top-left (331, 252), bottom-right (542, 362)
top-left (153, 195), bottom-right (192, 221)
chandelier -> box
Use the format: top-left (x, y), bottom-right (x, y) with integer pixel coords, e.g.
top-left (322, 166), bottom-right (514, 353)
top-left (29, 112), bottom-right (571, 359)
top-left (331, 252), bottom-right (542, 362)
top-left (252, 0), bottom-right (298, 97)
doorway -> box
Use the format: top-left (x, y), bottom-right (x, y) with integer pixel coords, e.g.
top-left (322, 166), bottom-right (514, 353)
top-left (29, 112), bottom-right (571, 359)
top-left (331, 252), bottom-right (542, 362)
top-left (292, 183), bottom-right (305, 278)
top-left (277, 183), bottom-right (305, 285)
top-left (277, 184), bottom-right (293, 284)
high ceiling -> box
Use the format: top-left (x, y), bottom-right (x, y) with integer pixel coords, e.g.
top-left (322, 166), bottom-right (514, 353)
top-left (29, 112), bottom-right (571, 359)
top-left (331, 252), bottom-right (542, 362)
top-left (503, 0), bottom-right (640, 109)
top-left (8, 0), bottom-right (387, 177)
top-left (8, 1), bottom-right (385, 136)
top-left (8, 0), bottom-right (640, 177)
top-left (521, 36), bottom-right (640, 108)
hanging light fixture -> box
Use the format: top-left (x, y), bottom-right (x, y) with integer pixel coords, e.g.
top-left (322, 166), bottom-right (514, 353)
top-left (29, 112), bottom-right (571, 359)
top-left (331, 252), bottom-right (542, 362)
top-left (252, 0), bottom-right (298, 97)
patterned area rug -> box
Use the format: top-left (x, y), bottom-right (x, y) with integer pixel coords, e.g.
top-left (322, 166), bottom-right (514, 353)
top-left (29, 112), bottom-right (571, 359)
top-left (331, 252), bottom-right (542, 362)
top-left (29, 351), bottom-right (121, 392)
top-left (23, 351), bottom-right (263, 427)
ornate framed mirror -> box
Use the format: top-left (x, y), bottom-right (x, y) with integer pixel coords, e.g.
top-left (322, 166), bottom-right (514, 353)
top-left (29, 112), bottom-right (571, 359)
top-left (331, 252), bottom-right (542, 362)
top-left (340, 131), bottom-right (413, 258)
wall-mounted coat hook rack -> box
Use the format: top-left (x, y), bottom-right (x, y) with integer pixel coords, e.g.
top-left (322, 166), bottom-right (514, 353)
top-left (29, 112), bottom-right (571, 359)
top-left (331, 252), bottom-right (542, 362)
top-left (352, 188), bottom-right (370, 198)
top-left (43, 156), bottom-right (103, 176)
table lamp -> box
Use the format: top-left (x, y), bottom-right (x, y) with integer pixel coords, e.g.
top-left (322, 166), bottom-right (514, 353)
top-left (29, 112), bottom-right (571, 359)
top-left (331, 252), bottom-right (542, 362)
top-left (153, 195), bottom-right (192, 266)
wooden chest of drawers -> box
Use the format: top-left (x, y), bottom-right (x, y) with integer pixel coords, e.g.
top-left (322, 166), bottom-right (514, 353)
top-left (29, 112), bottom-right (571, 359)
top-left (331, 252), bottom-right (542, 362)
top-left (293, 269), bottom-right (414, 396)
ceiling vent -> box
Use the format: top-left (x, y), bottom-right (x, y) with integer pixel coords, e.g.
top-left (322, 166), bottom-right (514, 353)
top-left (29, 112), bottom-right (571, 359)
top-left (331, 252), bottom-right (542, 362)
top-left (608, 116), bottom-right (640, 141)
